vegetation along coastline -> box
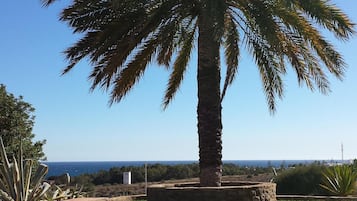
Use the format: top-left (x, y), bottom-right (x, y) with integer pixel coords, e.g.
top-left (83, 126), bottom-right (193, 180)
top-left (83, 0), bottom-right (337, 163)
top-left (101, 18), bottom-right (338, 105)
top-left (43, 160), bottom-right (349, 177)
top-left (47, 160), bottom-right (357, 197)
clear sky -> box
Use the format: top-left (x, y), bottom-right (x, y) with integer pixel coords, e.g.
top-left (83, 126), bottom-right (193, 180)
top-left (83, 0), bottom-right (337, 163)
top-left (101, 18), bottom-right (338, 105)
top-left (0, 1), bottom-right (356, 162)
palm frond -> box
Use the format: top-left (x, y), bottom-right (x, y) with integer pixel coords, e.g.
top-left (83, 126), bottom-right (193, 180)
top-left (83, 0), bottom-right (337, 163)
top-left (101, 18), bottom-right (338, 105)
top-left (41, 0), bottom-right (57, 7)
top-left (62, 31), bottom-right (99, 75)
top-left (163, 20), bottom-right (197, 108)
top-left (291, 0), bottom-right (355, 39)
top-left (207, 0), bottom-right (227, 43)
top-left (109, 36), bottom-right (159, 105)
top-left (47, 0), bottom-right (355, 113)
top-left (275, 2), bottom-right (347, 79)
top-left (156, 21), bottom-right (179, 67)
top-left (61, 1), bottom-right (151, 79)
top-left (269, 4), bottom-right (332, 93)
top-left (244, 28), bottom-right (284, 113)
top-left (313, 37), bottom-right (346, 79)
top-left (61, 1), bottom-right (111, 33)
top-left (221, 11), bottom-right (240, 101)
top-left (235, 1), bottom-right (288, 112)
top-left (62, 0), bottom-right (184, 95)
top-left (156, 1), bottom-right (199, 67)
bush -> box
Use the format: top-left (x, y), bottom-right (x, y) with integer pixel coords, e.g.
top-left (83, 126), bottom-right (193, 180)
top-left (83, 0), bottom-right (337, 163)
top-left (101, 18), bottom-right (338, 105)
top-left (0, 84), bottom-right (46, 161)
top-left (70, 163), bottom-right (272, 187)
top-left (275, 164), bottom-right (326, 195)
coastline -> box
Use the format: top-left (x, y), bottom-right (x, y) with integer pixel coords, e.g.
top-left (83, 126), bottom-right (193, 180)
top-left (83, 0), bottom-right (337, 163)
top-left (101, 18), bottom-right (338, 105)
top-left (42, 159), bottom-right (350, 177)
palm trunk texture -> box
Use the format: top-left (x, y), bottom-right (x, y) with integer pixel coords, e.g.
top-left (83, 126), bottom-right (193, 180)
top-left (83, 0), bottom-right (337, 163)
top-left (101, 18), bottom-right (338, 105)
top-left (197, 3), bottom-right (223, 187)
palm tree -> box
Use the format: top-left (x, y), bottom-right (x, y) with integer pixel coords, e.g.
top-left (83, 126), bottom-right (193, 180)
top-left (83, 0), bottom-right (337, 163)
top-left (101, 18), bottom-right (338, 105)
top-left (43, 0), bottom-right (354, 187)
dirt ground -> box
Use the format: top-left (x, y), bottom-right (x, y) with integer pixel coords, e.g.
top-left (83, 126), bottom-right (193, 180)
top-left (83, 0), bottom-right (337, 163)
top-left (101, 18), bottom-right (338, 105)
top-left (92, 173), bottom-right (274, 197)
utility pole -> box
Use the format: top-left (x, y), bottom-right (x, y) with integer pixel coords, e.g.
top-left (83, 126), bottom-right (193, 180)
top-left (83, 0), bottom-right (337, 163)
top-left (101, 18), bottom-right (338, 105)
top-left (341, 143), bottom-right (344, 163)
top-left (145, 163), bottom-right (148, 195)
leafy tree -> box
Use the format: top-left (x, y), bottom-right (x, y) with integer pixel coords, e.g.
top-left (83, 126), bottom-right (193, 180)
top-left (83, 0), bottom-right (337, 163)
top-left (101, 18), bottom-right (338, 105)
top-left (43, 0), bottom-right (355, 186)
top-left (0, 84), bottom-right (46, 161)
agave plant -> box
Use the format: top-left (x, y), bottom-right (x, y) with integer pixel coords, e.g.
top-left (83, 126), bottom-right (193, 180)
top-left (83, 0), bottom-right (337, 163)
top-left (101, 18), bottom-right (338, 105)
top-left (0, 138), bottom-right (50, 201)
top-left (45, 185), bottom-right (84, 201)
top-left (43, 174), bottom-right (84, 201)
top-left (320, 165), bottom-right (357, 196)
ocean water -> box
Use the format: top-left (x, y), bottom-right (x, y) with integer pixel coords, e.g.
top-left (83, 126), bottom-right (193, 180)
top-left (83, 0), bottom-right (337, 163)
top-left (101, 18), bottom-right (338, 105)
top-left (42, 160), bottom-right (319, 177)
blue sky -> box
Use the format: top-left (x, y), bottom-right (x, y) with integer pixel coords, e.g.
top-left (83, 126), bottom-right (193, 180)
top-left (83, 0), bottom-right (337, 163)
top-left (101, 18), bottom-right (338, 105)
top-left (0, 1), bottom-right (356, 162)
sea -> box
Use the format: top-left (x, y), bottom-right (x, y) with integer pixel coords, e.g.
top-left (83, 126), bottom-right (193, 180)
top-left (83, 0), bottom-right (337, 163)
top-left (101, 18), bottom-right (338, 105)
top-left (41, 160), bottom-right (337, 177)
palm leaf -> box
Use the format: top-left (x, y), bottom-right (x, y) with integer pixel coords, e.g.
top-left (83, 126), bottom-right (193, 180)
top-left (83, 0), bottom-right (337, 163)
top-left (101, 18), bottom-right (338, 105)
top-left (41, 0), bottom-right (56, 7)
top-left (110, 36), bottom-right (159, 104)
top-left (290, 0), bottom-right (355, 39)
top-left (221, 11), bottom-right (239, 101)
top-left (0, 189), bottom-right (15, 201)
top-left (163, 19), bottom-right (197, 108)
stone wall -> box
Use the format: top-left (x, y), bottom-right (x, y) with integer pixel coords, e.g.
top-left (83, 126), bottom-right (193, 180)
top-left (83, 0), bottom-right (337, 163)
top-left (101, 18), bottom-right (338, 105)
top-left (148, 181), bottom-right (276, 201)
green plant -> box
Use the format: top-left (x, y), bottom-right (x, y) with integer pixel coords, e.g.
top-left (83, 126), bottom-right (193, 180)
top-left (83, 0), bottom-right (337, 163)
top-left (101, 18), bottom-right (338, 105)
top-left (0, 84), bottom-right (46, 161)
top-left (275, 165), bottom-right (325, 195)
top-left (43, 174), bottom-right (85, 201)
top-left (320, 165), bottom-right (357, 196)
top-left (0, 138), bottom-right (50, 201)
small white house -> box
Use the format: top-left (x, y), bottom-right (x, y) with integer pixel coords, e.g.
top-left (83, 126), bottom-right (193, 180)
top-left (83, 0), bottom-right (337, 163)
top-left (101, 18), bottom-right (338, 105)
top-left (123, 171), bottom-right (131, 185)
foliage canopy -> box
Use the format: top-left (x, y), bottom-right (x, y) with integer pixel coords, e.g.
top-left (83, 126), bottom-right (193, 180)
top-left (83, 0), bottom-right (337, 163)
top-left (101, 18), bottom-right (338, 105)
top-left (0, 84), bottom-right (46, 161)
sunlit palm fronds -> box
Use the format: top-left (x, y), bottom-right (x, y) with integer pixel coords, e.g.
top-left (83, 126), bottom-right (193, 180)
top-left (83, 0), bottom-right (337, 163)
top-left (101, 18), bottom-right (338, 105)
top-left (46, 0), bottom-right (355, 111)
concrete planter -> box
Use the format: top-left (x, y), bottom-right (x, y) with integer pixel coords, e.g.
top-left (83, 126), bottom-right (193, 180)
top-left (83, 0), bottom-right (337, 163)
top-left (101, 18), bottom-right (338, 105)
top-left (148, 181), bottom-right (276, 201)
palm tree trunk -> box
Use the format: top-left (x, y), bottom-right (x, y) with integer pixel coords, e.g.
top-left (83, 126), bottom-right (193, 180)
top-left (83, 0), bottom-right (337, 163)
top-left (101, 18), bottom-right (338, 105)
top-left (197, 3), bottom-right (223, 187)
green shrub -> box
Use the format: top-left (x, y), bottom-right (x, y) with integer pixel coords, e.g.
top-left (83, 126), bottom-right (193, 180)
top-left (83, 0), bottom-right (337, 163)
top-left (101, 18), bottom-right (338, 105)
top-left (275, 165), bottom-right (326, 195)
